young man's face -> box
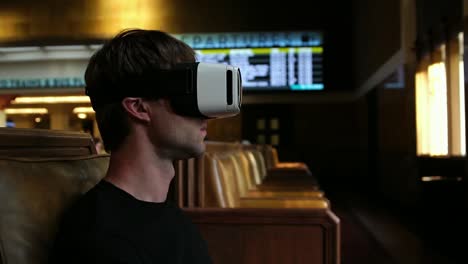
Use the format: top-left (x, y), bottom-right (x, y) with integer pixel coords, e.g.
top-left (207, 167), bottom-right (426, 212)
top-left (147, 99), bottom-right (207, 160)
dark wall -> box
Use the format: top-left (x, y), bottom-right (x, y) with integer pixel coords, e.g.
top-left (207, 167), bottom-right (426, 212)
top-left (374, 78), bottom-right (420, 208)
top-left (416, 0), bottom-right (463, 56)
top-left (352, 0), bottom-right (401, 88)
top-left (231, 100), bottom-right (368, 191)
top-left (283, 101), bottom-right (368, 189)
top-left (293, 101), bottom-right (368, 188)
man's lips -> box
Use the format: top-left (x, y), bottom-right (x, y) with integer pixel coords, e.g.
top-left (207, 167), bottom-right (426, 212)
top-left (200, 122), bottom-right (208, 131)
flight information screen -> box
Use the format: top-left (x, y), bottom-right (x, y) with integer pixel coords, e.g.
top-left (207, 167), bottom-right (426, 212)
top-left (175, 31), bottom-right (324, 91)
top-left (195, 47), bottom-right (323, 90)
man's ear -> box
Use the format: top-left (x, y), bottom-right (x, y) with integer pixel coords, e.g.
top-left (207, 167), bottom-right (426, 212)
top-left (121, 97), bottom-right (151, 123)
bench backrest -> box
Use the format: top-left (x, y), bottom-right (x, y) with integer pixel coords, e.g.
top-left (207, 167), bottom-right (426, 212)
top-left (0, 130), bottom-right (339, 264)
top-left (0, 128), bottom-right (97, 158)
top-left (0, 156), bottom-right (109, 264)
top-left (0, 128), bottom-right (110, 264)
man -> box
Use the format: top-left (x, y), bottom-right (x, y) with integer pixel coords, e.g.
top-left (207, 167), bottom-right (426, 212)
top-left (50, 29), bottom-right (213, 263)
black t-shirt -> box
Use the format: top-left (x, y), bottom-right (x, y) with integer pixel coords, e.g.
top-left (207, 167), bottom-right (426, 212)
top-left (49, 180), bottom-right (212, 264)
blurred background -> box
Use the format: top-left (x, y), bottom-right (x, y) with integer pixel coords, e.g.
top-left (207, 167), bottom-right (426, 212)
top-left (0, 0), bottom-right (467, 263)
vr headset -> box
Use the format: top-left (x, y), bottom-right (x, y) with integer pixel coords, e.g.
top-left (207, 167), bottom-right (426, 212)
top-left (86, 62), bottom-right (242, 119)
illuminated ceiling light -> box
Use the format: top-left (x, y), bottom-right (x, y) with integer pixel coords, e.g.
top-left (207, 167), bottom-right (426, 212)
top-left (5, 108), bottom-right (48, 114)
top-left (427, 62), bottom-right (449, 156)
top-left (0, 46), bottom-right (41, 53)
top-left (0, 45), bottom-right (99, 62)
top-left (89, 45), bottom-right (103, 50)
top-left (415, 70), bottom-right (430, 156)
top-left (421, 176), bottom-right (462, 182)
top-left (34, 117), bottom-right (42, 123)
top-left (73, 107), bottom-right (95, 114)
top-left (421, 176), bottom-right (443, 182)
top-left (459, 34), bottom-right (466, 156)
top-left (43, 45), bottom-right (89, 51)
top-left (77, 113), bottom-right (87, 119)
top-left (11, 96), bottom-right (90, 104)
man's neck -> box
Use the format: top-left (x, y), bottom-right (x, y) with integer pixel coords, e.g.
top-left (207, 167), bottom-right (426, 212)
top-left (104, 139), bottom-right (175, 203)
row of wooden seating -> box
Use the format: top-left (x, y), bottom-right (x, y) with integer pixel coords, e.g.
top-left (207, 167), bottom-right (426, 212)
top-left (0, 128), bottom-right (105, 264)
top-left (175, 141), bottom-right (341, 263)
top-left (0, 128), bottom-right (340, 264)
top-left (176, 141), bottom-right (326, 208)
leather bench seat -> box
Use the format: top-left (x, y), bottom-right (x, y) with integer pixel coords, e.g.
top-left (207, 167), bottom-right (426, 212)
top-left (202, 147), bottom-right (329, 208)
top-left (0, 155), bottom-right (110, 264)
top-left (0, 128), bottom-right (340, 264)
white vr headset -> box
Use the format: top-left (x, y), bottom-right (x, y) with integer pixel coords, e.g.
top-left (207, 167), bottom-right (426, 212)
top-left (86, 62), bottom-right (242, 119)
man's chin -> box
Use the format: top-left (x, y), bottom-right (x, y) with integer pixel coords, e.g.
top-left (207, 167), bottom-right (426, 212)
top-left (191, 144), bottom-right (206, 158)
top-left (175, 143), bottom-right (205, 160)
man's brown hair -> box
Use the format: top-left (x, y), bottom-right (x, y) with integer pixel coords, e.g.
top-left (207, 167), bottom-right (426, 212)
top-left (84, 29), bottom-right (195, 152)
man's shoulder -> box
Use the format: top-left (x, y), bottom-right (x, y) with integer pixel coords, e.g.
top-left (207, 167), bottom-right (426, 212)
top-left (51, 218), bottom-right (145, 264)
top-left (59, 181), bottom-right (111, 228)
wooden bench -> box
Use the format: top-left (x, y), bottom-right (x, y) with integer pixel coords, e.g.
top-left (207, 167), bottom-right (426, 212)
top-left (0, 128), bottom-right (340, 264)
top-left (187, 207), bottom-right (340, 264)
top-left (0, 127), bottom-right (98, 158)
top-left (255, 143), bottom-right (314, 178)
top-left (0, 128), bottom-right (109, 264)
top-left (176, 141), bottom-right (327, 208)
top-left (206, 149), bottom-right (327, 208)
top-left (176, 141), bottom-right (341, 264)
